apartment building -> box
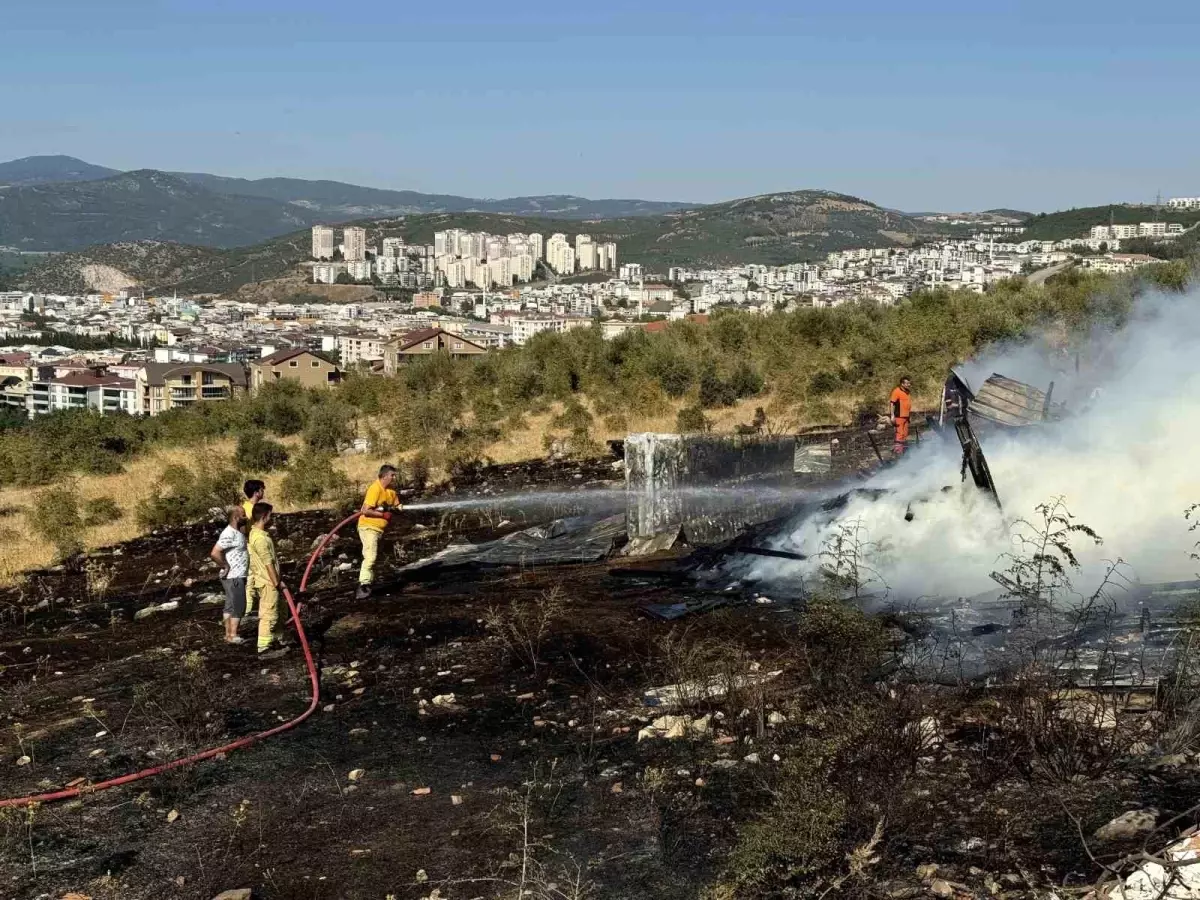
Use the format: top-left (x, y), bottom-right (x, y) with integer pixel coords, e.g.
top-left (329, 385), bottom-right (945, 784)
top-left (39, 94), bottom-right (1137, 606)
top-left (576, 234), bottom-right (596, 270)
top-left (546, 234), bottom-right (575, 275)
top-left (343, 227), bottom-right (368, 262)
top-left (250, 348), bottom-right (341, 391)
top-left (336, 332), bottom-right (388, 367)
top-left (134, 362), bottom-right (248, 416)
top-left (312, 226), bottom-right (335, 260)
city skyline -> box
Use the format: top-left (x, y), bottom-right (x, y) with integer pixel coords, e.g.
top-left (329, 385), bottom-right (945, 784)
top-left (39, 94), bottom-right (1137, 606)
top-left (4, 1), bottom-right (1199, 212)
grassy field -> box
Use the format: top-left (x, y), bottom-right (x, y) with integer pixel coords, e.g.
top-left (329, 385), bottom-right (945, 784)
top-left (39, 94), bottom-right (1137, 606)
top-left (0, 388), bottom-right (876, 585)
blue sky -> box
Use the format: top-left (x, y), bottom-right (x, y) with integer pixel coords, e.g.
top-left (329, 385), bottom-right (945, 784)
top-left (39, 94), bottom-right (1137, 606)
top-left (3, 0), bottom-right (1198, 211)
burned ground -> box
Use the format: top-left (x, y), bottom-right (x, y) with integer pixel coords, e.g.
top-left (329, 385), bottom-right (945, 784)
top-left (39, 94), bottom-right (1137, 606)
top-left (2, 459), bottom-right (1200, 900)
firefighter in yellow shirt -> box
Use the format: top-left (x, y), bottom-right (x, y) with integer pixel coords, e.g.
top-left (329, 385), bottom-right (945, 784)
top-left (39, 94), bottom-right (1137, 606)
top-left (356, 464), bottom-right (400, 599)
top-left (248, 502), bottom-right (286, 654)
top-left (241, 479), bottom-right (266, 615)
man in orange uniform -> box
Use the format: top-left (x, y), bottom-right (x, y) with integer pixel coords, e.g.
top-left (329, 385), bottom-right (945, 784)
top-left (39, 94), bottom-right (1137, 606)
top-left (889, 376), bottom-right (913, 456)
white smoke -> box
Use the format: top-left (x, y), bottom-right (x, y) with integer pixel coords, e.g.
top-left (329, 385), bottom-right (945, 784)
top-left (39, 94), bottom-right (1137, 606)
top-left (742, 286), bottom-right (1200, 600)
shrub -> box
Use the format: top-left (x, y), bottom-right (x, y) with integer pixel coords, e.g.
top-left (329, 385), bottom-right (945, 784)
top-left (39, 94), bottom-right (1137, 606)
top-left (405, 453), bottom-right (430, 494)
top-left (280, 449), bottom-right (350, 506)
top-left (698, 365), bottom-right (737, 408)
top-left (136, 462), bottom-right (243, 530)
top-left (302, 402), bottom-right (354, 452)
top-left (82, 496), bottom-right (123, 528)
top-left (26, 486), bottom-right (84, 561)
top-left (234, 429), bottom-right (290, 472)
top-left (676, 405), bottom-right (711, 433)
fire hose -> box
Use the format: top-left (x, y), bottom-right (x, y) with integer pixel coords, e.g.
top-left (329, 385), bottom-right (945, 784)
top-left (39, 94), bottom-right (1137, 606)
top-left (0, 509), bottom-right (381, 809)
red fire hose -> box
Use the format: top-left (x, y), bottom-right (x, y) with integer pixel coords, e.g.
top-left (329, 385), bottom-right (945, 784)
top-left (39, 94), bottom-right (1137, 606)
top-left (0, 511), bottom-right (371, 809)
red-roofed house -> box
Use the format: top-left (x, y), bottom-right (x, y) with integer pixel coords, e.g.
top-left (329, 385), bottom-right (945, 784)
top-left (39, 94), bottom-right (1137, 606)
top-left (25, 368), bottom-right (138, 417)
top-left (249, 348), bottom-right (341, 392)
top-left (382, 327), bottom-right (489, 374)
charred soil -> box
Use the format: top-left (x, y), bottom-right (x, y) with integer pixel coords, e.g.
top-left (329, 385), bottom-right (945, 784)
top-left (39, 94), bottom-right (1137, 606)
top-left (1, 459), bottom-right (1198, 900)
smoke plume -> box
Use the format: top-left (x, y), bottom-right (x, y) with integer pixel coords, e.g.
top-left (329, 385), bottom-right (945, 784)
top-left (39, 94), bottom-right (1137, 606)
top-left (742, 285), bottom-right (1200, 601)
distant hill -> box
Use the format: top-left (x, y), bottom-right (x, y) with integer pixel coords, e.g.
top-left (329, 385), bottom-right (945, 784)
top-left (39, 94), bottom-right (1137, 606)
top-left (981, 208), bottom-right (1032, 220)
top-left (1021, 204), bottom-right (1200, 241)
top-left (18, 190), bottom-right (951, 295)
top-left (0, 170), bottom-right (320, 251)
top-left (173, 173), bottom-right (692, 220)
top-left (0, 155), bottom-right (119, 187)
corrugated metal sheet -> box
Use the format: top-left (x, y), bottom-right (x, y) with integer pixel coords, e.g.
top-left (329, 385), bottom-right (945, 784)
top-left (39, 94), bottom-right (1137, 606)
top-left (971, 374), bottom-right (1055, 427)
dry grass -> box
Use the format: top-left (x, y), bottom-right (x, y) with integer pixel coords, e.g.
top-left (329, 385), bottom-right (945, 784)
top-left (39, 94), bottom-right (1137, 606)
top-left (0, 439), bottom-right (376, 585)
top-left (0, 389), bottom-right (875, 584)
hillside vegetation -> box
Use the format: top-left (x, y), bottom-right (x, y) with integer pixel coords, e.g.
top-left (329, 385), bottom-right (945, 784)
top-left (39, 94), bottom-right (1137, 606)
top-left (2, 262), bottom-right (1188, 491)
top-left (18, 190), bottom-right (953, 294)
top-left (1021, 204), bottom-right (1200, 241)
top-left (0, 260), bottom-right (1192, 577)
top-left (0, 170), bottom-right (319, 251)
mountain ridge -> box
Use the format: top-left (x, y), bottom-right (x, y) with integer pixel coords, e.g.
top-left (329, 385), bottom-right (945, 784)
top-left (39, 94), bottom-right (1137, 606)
top-left (16, 190), bottom-right (954, 295)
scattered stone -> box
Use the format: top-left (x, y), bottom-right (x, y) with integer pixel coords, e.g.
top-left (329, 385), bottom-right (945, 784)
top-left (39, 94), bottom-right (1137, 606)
top-left (713, 735), bottom-right (736, 746)
top-left (348, 769), bottom-right (365, 782)
top-left (767, 711), bottom-right (786, 727)
top-left (916, 863), bottom-right (939, 880)
top-left (637, 714), bottom-right (713, 742)
top-left (611, 782), bottom-right (623, 794)
top-left (516, 692), bottom-right (536, 701)
top-left (956, 837), bottom-right (985, 853)
top-left (743, 753), bottom-right (760, 764)
top-left (451, 795), bottom-right (463, 806)
top-left (89, 748), bottom-right (105, 758)
top-left (695, 778), bottom-right (707, 788)
top-left (710, 759), bottom-right (737, 770)
top-left (1102, 829), bottom-right (1200, 898)
top-left (412, 787), bottom-right (432, 796)
top-left (416, 869), bottom-right (429, 883)
top-left (323, 704), bottom-right (336, 713)
top-left (1094, 808), bottom-right (1158, 842)
top-left (210, 890), bottom-right (253, 900)
top-left (929, 880), bottom-right (954, 898)
top-left (15, 755), bottom-right (31, 766)
top-left (432, 694), bottom-right (456, 708)
top-left (135, 600), bottom-right (179, 621)
top-left (167, 809), bottom-right (180, 823)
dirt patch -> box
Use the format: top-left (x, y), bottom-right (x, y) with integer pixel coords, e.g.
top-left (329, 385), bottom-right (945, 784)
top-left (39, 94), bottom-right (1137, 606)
top-left (230, 272), bottom-right (379, 304)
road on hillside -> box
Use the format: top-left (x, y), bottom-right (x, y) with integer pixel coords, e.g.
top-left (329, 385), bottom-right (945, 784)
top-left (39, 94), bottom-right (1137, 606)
top-left (1026, 260), bottom-right (1073, 286)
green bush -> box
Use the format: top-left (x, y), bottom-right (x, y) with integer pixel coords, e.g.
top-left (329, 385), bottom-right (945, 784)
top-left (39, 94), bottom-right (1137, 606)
top-left (82, 496), bottom-right (124, 528)
top-left (676, 405), bottom-right (711, 433)
top-left (136, 462), bottom-right (243, 530)
top-left (234, 429), bottom-right (290, 472)
top-left (26, 486), bottom-right (84, 561)
top-left (280, 449), bottom-right (350, 506)
top-left (303, 402), bottom-right (354, 452)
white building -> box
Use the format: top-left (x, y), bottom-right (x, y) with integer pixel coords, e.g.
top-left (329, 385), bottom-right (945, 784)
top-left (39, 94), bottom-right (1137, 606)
top-left (576, 234), bottom-right (596, 270)
top-left (337, 332), bottom-right (388, 366)
top-left (529, 233), bottom-right (544, 260)
top-left (1167, 197), bottom-right (1200, 209)
top-left (311, 226), bottom-right (335, 260)
top-left (597, 241), bottom-right (616, 272)
top-left (343, 227), bottom-right (367, 262)
top-left (381, 237), bottom-right (406, 258)
top-left (346, 260), bottom-right (373, 282)
top-left (312, 262), bottom-right (347, 285)
top-left (619, 263), bottom-right (643, 282)
top-left (546, 234), bottom-right (575, 275)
